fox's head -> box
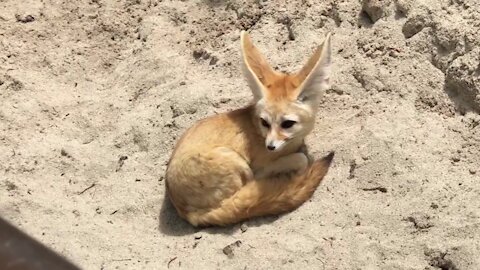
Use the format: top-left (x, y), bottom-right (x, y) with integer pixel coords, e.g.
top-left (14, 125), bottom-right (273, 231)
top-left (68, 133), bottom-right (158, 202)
top-left (241, 31), bottom-right (332, 152)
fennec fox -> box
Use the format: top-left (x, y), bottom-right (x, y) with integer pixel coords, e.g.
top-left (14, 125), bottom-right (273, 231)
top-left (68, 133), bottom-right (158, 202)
top-left (166, 31), bottom-right (334, 227)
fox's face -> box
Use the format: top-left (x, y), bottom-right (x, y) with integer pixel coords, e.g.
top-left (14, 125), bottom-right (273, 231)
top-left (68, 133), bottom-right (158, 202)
top-left (253, 83), bottom-right (316, 152)
top-left (241, 31), bottom-right (332, 152)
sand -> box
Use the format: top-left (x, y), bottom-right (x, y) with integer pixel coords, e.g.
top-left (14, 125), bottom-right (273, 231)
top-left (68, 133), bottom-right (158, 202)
top-left (1, 0), bottom-right (479, 269)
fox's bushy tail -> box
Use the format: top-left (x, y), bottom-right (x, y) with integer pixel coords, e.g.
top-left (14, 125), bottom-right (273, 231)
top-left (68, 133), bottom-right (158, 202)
top-left (186, 152), bottom-right (335, 226)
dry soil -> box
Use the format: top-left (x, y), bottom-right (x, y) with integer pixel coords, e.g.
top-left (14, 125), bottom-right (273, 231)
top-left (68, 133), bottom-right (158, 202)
top-left (1, 0), bottom-right (479, 269)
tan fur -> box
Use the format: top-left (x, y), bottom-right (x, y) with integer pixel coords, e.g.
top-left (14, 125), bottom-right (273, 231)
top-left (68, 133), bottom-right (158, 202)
top-left (186, 153), bottom-right (334, 226)
top-left (165, 31), bottom-right (333, 227)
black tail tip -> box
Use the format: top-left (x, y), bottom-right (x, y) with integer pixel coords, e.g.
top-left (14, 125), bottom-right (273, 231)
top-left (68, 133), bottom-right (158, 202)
top-left (323, 151), bottom-right (335, 163)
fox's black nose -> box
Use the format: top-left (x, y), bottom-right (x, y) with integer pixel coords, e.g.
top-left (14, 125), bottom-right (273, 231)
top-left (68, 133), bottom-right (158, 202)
top-left (267, 145), bottom-right (276, 151)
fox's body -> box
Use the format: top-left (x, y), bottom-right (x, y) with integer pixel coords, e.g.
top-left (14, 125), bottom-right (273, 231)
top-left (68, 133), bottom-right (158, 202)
top-left (166, 31), bottom-right (334, 226)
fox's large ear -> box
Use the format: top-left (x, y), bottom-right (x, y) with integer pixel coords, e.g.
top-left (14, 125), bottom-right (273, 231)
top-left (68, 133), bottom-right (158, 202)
top-left (240, 31), bottom-right (276, 101)
top-left (294, 33), bottom-right (332, 103)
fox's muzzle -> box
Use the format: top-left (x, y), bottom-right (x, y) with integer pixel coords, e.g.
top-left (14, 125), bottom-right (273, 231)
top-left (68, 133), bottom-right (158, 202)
top-left (266, 139), bottom-right (285, 151)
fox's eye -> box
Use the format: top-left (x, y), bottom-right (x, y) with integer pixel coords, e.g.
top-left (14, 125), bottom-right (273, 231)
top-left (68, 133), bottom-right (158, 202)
top-left (281, 120), bottom-right (296, 129)
top-left (260, 118), bottom-right (270, 128)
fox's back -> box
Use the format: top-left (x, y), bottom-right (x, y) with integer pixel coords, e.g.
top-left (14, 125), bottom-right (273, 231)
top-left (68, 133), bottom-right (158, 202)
top-left (169, 106), bottom-right (260, 161)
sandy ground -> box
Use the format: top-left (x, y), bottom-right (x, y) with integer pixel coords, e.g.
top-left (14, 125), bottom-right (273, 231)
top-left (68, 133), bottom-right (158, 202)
top-left (1, 0), bottom-right (479, 269)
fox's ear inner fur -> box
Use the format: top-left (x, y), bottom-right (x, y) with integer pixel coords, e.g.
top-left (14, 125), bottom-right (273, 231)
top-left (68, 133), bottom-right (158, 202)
top-left (294, 33), bottom-right (332, 102)
top-left (240, 31), bottom-right (276, 101)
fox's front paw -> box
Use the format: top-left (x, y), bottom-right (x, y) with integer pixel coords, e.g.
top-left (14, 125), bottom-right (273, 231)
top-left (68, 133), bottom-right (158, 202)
top-left (298, 144), bottom-right (314, 166)
top-left (278, 154), bottom-right (308, 178)
top-left (287, 152), bottom-right (309, 174)
top-left (254, 152), bottom-right (309, 179)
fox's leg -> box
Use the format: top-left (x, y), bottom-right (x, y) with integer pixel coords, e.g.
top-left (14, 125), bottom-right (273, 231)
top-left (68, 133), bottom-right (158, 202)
top-left (168, 147), bottom-right (253, 213)
top-left (207, 147), bottom-right (253, 185)
top-left (254, 152), bottom-right (308, 179)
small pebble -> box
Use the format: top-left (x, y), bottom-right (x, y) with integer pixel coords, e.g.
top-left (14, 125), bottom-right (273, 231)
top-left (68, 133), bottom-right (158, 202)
top-left (16, 14), bottom-right (35, 23)
top-left (222, 240), bottom-right (241, 259)
top-left (209, 56), bottom-right (218, 65)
